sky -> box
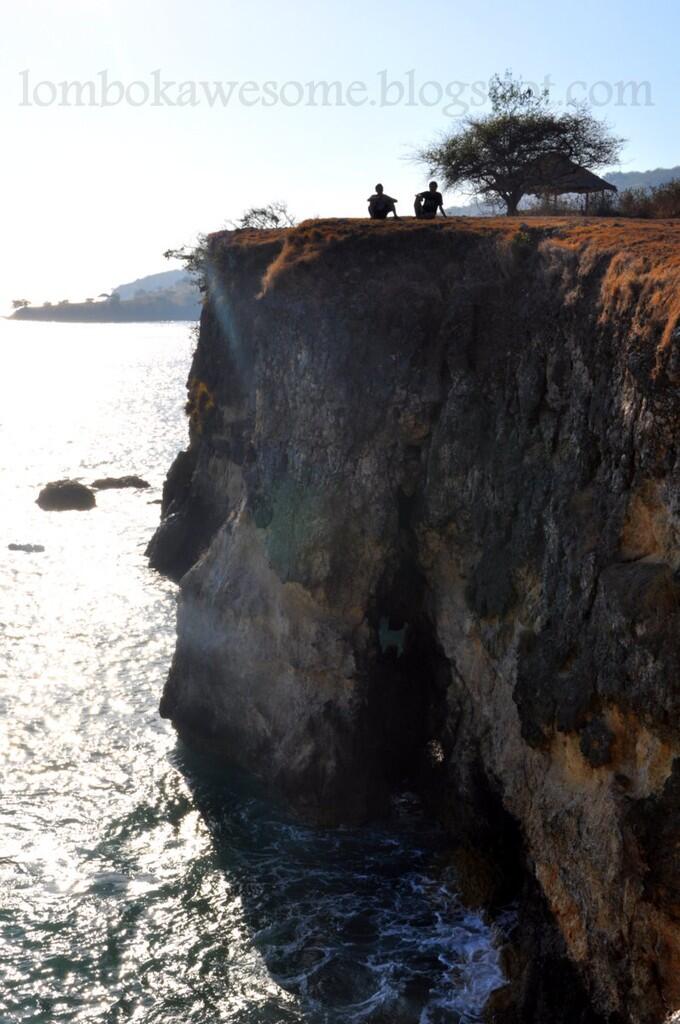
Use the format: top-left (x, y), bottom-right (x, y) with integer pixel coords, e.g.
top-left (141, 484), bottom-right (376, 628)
top-left (1, 0), bottom-right (679, 311)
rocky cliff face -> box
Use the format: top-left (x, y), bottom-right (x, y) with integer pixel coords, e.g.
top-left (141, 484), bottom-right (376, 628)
top-left (148, 218), bottom-right (680, 1023)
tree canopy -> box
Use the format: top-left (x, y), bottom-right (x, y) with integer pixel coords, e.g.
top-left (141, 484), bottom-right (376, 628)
top-left (417, 72), bottom-right (624, 215)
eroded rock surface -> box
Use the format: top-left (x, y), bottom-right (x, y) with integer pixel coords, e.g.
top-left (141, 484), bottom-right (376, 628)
top-left (149, 219), bottom-right (680, 1023)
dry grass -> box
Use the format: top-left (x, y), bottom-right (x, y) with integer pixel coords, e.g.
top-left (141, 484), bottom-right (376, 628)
top-left (541, 219), bottom-right (680, 355)
top-left (207, 217), bottom-right (680, 362)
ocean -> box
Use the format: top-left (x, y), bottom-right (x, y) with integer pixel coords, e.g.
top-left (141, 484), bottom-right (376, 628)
top-left (0, 320), bottom-right (504, 1024)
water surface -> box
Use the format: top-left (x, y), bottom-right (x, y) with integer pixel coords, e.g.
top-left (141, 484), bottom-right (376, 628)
top-left (0, 320), bottom-right (504, 1023)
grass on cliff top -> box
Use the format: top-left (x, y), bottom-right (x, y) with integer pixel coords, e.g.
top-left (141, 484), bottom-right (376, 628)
top-left (208, 217), bottom-right (680, 357)
top-left (544, 219), bottom-right (680, 354)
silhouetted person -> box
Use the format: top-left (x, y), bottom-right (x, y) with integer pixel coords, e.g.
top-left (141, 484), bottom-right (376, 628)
top-left (414, 181), bottom-right (447, 219)
top-left (368, 184), bottom-right (399, 219)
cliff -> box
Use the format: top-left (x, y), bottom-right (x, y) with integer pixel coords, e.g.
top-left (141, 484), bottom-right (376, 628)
top-left (148, 217), bottom-right (680, 1023)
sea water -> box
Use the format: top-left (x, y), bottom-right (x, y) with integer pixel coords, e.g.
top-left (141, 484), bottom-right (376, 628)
top-left (0, 320), bottom-right (505, 1023)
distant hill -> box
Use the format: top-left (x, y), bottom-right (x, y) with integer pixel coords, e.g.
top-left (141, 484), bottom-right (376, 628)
top-left (12, 267), bottom-right (201, 323)
top-left (12, 292), bottom-right (200, 323)
top-left (607, 166), bottom-right (680, 190)
top-left (114, 269), bottom-right (191, 301)
top-left (445, 200), bottom-right (493, 217)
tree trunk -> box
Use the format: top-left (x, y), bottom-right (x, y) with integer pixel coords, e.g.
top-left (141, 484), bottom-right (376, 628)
top-left (506, 195), bottom-right (520, 216)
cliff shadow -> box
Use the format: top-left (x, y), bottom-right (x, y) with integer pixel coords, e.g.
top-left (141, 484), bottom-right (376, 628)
top-left (169, 739), bottom-right (508, 1024)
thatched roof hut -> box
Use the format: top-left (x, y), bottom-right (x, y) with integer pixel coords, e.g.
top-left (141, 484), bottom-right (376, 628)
top-left (525, 153), bottom-right (617, 198)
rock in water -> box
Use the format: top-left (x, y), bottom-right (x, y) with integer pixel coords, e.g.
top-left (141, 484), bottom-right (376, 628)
top-left (91, 475), bottom-right (150, 490)
top-left (36, 480), bottom-right (96, 511)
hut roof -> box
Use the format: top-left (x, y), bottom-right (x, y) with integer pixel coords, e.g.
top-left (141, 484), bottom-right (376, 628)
top-left (525, 154), bottom-right (618, 195)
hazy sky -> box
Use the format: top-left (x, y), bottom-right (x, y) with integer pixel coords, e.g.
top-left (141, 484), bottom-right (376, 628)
top-left (2, 0), bottom-right (679, 310)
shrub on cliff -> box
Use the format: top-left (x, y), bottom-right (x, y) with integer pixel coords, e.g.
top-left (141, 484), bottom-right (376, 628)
top-left (590, 180), bottom-right (680, 218)
top-left (417, 71), bottom-right (623, 215)
top-left (164, 235), bottom-right (210, 292)
top-left (229, 202), bottom-right (296, 229)
top-left (649, 179), bottom-right (680, 217)
top-left (164, 204), bottom-right (296, 296)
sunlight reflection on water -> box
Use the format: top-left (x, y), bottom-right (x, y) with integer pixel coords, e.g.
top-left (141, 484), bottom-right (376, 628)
top-left (0, 321), bottom-right (506, 1023)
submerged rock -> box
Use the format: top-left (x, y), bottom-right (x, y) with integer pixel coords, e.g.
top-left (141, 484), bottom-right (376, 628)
top-left (91, 475), bottom-right (150, 490)
top-left (149, 219), bottom-right (680, 1024)
top-left (36, 480), bottom-right (95, 511)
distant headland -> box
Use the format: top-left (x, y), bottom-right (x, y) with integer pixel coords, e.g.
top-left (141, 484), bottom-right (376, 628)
top-left (10, 269), bottom-right (200, 323)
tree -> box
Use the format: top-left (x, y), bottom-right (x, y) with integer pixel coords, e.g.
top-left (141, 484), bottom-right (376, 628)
top-left (12, 299), bottom-right (30, 309)
top-left (651, 180), bottom-right (680, 218)
top-left (417, 72), bottom-right (624, 215)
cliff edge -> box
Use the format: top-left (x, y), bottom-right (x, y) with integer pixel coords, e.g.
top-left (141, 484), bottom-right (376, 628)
top-left (148, 217), bottom-right (680, 1023)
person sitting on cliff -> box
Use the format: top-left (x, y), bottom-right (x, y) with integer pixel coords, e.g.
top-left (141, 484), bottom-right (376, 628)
top-left (414, 181), bottom-right (447, 219)
top-left (368, 184), bottom-right (399, 219)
